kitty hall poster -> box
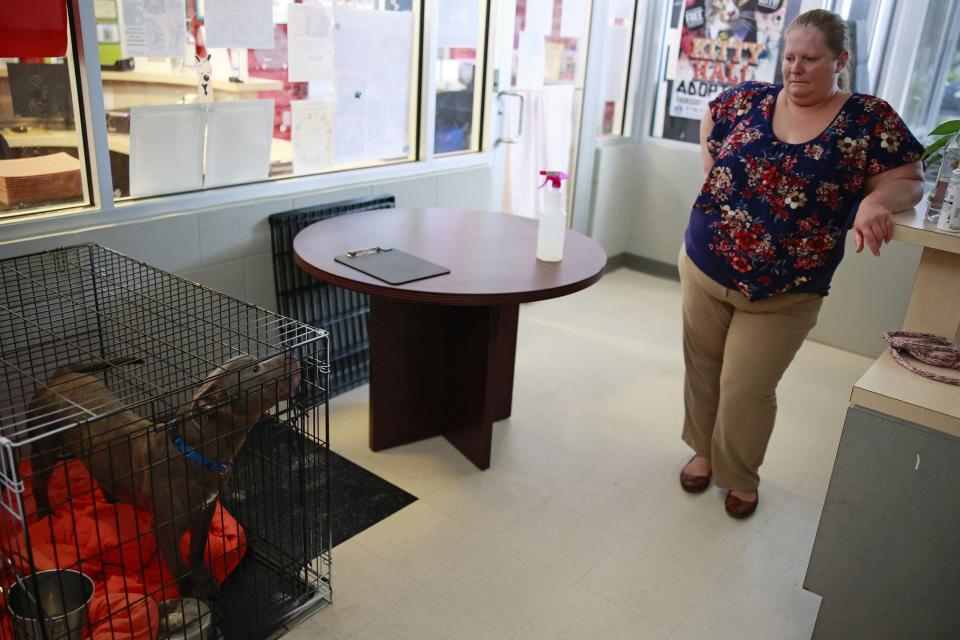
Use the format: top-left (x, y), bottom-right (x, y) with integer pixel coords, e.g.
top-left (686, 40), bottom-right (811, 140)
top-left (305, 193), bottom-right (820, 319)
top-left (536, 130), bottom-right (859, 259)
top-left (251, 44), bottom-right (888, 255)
top-left (669, 0), bottom-right (791, 121)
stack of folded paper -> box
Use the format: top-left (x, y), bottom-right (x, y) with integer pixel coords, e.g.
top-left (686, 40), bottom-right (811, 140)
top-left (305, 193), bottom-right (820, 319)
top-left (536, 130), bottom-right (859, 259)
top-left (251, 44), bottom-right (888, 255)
top-left (0, 152), bottom-right (82, 206)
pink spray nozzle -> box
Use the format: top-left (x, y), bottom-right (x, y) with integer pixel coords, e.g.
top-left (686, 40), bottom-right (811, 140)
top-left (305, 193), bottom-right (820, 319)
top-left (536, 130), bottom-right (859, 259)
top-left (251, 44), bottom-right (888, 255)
top-left (538, 170), bottom-right (569, 189)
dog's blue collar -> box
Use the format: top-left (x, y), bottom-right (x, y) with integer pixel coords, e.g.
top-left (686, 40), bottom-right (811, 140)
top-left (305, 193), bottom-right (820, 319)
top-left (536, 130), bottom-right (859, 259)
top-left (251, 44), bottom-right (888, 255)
top-left (168, 421), bottom-right (232, 474)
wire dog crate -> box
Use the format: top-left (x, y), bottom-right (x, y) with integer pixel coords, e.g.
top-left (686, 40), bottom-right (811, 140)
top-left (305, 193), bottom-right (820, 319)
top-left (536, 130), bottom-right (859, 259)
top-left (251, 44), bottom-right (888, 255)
top-left (269, 195), bottom-right (395, 398)
top-left (0, 244), bottom-right (331, 639)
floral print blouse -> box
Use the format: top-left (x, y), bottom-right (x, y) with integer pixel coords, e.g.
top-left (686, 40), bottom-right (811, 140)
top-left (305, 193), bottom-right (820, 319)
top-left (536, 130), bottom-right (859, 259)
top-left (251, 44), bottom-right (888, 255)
top-left (684, 81), bottom-right (923, 301)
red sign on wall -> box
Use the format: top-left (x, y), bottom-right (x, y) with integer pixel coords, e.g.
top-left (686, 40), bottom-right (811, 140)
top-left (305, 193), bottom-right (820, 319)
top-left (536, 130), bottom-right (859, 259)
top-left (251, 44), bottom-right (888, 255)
top-left (0, 0), bottom-right (69, 58)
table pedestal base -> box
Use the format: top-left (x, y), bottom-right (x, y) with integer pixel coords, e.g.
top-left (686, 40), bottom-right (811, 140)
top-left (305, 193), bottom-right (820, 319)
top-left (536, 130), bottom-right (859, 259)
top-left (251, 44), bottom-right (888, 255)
top-left (368, 297), bottom-right (519, 470)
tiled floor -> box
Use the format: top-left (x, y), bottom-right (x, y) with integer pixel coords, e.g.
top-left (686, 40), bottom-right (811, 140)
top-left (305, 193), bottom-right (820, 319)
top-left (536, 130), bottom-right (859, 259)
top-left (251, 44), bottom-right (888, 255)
top-left (284, 268), bottom-right (873, 640)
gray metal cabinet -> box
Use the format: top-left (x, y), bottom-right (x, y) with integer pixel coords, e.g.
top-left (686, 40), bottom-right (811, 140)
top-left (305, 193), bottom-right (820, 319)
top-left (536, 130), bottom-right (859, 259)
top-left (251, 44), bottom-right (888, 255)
top-left (804, 405), bottom-right (960, 639)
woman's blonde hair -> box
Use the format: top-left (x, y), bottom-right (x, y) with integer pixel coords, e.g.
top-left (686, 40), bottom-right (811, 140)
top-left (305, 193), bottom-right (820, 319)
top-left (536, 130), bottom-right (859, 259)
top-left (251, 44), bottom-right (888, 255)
top-left (786, 9), bottom-right (852, 91)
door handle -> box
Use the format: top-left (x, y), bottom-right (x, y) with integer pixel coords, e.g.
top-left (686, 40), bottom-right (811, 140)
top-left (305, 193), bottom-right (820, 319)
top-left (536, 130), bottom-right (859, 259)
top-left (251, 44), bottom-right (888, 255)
top-left (496, 91), bottom-right (524, 145)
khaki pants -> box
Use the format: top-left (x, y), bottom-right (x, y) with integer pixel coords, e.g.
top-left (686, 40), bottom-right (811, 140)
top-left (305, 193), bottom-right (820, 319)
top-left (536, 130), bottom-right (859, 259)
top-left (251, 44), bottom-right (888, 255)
top-left (679, 246), bottom-right (823, 491)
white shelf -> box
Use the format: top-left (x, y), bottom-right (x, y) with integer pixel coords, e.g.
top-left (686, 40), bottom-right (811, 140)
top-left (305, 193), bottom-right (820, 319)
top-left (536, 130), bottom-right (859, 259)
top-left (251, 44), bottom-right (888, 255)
top-left (892, 203), bottom-right (960, 254)
top-left (852, 352), bottom-right (960, 438)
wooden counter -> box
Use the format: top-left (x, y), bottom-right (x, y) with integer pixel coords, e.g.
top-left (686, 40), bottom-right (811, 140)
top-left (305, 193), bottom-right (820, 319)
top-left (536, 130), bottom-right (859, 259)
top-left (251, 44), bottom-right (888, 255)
top-left (98, 70), bottom-right (282, 108)
top-left (99, 70), bottom-right (282, 93)
top-left (0, 67), bottom-right (282, 111)
top-left (849, 203), bottom-right (960, 438)
top-left (3, 128), bottom-right (130, 154)
top-left (3, 127), bottom-right (292, 164)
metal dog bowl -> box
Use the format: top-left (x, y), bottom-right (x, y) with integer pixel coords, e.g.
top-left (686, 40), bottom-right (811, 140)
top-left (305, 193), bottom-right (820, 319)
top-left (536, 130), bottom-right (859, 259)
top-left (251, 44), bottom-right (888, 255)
top-left (7, 569), bottom-right (95, 640)
top-left (157, 598), bottom-right (216, 640)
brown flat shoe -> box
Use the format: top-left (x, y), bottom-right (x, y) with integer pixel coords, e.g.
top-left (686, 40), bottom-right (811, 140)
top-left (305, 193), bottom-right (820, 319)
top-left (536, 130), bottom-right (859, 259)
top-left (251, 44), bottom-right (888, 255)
top-left (679, 457), bottom-right (712, 493)
top-left (724, 490), bottom-right (759, 519)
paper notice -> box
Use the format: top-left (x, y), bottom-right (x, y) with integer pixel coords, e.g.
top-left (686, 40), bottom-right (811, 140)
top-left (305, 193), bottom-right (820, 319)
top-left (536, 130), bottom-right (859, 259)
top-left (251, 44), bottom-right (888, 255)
top-left (287, 3), bottom-right (335, 82)
top-left (438, 0), bottom-right (478, 48)
top-left (204, 0), bottom-right (274, 49)
top-left (333, 77), bottom-right (368, 165)
top-left (559, 0), bottom-right (587, 37)
top-left (515, 31), bottom-right (545, 89)
top-left (97, 23), bottom-right (121, 44)
top-left (273, 0), bottom-right (288, 24)
top-left (118, 0), bottom-right (186, 58)
top-left (333, 7), bottom-right (413, 163)
top-left (602, 24), bottom-right (630, 101)
top-left (524, 0), bottom-right (553, 35)
top-left (292, 100), bottom-right (334, 174)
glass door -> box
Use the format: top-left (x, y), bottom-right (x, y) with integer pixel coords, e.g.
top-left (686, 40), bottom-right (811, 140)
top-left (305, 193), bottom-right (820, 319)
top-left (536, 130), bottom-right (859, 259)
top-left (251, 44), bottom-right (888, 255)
top-left (489, 0), bottom-right (592, 220)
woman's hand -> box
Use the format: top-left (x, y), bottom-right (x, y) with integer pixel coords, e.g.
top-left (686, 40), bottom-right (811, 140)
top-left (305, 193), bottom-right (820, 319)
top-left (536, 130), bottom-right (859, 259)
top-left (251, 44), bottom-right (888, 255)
top-left (856, 161), bottom-right (925, 256)
top-left (853, 201), bottom-right (893, 256)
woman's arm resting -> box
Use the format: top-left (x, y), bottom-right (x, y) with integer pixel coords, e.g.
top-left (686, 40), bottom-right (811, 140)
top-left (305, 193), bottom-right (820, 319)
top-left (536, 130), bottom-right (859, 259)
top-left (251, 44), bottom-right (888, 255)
top-left (700, 110), bottom-right (715, 176)
top-left (854, 161), bottom-right (925, 256)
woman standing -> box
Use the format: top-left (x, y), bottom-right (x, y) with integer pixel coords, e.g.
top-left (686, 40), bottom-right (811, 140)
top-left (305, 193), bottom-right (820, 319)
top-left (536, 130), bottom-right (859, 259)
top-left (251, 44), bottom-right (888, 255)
top-left (678, 9), bottom-right (925, 518)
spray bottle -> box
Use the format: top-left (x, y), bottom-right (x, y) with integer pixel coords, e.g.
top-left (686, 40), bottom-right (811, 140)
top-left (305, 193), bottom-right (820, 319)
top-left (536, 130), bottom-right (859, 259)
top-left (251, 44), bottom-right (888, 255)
top-left (536, 170), bottom-right (569, 262)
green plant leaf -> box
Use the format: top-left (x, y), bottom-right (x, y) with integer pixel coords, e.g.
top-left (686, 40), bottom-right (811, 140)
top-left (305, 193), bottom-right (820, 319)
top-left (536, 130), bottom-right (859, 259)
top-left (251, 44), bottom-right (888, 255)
top-left (922, 134), bottom-right (951, 160)
top-left (929, 120), bottom-right (960, 136)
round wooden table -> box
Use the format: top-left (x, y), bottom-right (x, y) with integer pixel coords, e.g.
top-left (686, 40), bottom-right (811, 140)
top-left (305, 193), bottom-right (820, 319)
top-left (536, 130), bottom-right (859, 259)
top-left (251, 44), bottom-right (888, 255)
top-left (294, 207), bottom-right (607, 469)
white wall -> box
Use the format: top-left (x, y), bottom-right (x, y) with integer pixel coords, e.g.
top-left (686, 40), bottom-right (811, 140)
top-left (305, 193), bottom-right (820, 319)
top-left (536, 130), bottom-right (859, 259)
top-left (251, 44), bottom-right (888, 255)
top-left (591, 137), bottom-right (922, 357)
top-left (0, 167), bottom-right (491, 313)
top-left (587, 143), bottom-right (639, 257)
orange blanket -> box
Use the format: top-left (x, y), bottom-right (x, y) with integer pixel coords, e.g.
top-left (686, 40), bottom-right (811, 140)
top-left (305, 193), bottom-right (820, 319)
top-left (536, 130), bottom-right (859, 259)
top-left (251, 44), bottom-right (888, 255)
top-left (0, 460), bottom-right (246, 639)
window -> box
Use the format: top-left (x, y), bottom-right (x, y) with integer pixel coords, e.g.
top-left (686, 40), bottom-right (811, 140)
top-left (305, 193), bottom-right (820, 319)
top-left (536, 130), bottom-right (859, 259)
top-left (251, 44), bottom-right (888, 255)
top-left (99, 0), bottom-right (422, 200)
top-left (898, 1), bottom-right (960, 136)
top-left (434, 0), bottom-right (488, 155)
top-left (828, 0), bottom-right (895, 94)
top-left (597, 0), bottom-right (637, 137)
top-left (940, 25), bottom-right (960, 123)
top-left (0, 1), bottom-right (90, 219)
top-left (1, 0), bottom-right (493, 221)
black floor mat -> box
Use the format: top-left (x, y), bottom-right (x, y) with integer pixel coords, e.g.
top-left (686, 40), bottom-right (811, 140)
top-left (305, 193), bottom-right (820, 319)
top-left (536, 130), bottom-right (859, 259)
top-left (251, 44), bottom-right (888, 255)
top-left (215, 417), bottom-right (416, 638)
top-left (328, 448), bottom-right (417, 546)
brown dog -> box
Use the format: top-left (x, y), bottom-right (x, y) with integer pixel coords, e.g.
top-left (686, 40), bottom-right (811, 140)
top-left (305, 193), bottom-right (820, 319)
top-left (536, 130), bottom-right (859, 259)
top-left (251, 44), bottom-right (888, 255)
top-left (29, 353), bottom-right (301, 598)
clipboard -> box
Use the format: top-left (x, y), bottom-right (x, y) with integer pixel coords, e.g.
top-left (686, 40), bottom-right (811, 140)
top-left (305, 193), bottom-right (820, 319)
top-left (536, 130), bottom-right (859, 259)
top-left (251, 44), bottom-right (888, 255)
top-left (334, 247), bottom-right (450, 285)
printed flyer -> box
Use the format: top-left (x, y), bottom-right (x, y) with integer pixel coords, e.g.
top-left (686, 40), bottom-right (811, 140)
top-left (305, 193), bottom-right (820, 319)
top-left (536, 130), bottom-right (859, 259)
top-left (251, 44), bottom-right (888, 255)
top-left (670, 0), bottom-right (790, 120)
